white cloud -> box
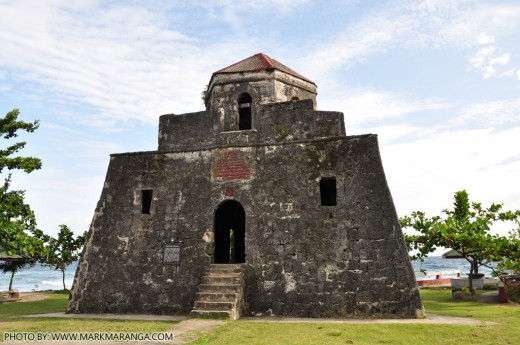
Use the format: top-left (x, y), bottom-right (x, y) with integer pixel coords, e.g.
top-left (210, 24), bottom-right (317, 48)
top-left (200, 0), bottom-right (311, 15)
top-left (317, 82), bottom-right (451, 131)
top-left (301, 11), bottom-right (408, 76)
top-left (0, 1), bottom-right (255, 128)
top-left (384, 126), bottom-right (520, 227)
top-left (500, 68), bottom-right (518, 78)
top-left (2, 0), bottom-right (519, 130)
top-left (302, 1), bottom-right (520, 78)
top-left (11, 169), bottom-right (106, 236)
top-left (469, 46), bottom-right (511, 79)
top-left (373, 93), bottom-right (520, 234)
top-left (450, 97), bottom-right (520, 128)
top-left (194, 0), bottom-right (312, 30)
top-left (432, 3), bottom-right (520, 47)
top-left (413, 0), bottom-right (471, 13)
top-left (337, 89), bottom-right (449, 126)
top-left (476, 32), bottom-right (495, 45)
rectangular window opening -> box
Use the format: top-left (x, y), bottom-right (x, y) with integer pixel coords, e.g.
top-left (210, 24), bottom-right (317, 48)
top-left (142, 189), bottom-right (153, 214)
top-left (320, 177), bottom-right (337, 206)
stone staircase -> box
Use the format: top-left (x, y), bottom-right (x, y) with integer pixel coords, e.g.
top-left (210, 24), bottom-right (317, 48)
top-left (191, 264), bottom-right (245, 320)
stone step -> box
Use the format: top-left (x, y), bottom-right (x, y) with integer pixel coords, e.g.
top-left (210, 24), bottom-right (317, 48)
top-left (206, 269), bottom-right (243, 276)
top-left (190, 309), bottom-right (231, 318)
top-left (197, 284), bottom-right (242, 293)
top-left (194, 301), bottom-right (235, 311)
top-left (195, 292), bottom-right (238, 302)
top-left (191, 264), bottom-right (245, 320)
top-left (201, 275), bottom-right (242, 285)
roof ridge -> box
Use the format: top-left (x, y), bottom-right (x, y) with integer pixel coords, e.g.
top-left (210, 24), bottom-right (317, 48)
top-left (257, 53), bottom-right (275, 69)
top-left (215, 52), bottom-right (265, 73)
top-left (213, 53), bottom-right (315, 85)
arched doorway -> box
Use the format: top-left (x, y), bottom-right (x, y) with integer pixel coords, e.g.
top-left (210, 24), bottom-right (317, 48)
top-left (214, 200), bottom-right (245, 263)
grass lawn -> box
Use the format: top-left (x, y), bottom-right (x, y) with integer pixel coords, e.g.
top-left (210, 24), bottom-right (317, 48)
top-left (1, 289), bottom-right (519, 345)
top-left (0, 291), bottom-right (177, 338)
top-left (189, 288), bottom-right (520, 345)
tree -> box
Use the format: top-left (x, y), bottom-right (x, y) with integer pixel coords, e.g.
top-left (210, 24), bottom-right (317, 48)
top-left (39, 225), bottom-right (87, 290)
top-left (0, 108), bottom-right (41, 174)
top-left (0, 109), bottom-right (42, 290)
top-left (401, 190), bottom-right (520, 293)
top-left (0, 176), bottom-right (44, 290)
top-left (494, 227), bottom-right (520, 276)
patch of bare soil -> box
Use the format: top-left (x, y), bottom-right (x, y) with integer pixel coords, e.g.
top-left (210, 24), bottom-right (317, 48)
top-left (18, 292), bottom-right (50, 302)
top-left (171, 319), bottom-right (226, 344)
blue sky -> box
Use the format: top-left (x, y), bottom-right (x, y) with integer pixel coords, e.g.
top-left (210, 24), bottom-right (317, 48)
top-left (1, 0), bottom-right (519, 241)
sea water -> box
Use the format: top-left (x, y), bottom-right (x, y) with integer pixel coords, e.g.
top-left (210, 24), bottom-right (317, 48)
top-left (0, 262), bottom-right (78, 292)
top-left (1, 257), bottom-right (495, 292)
top-left (411, 256), bottom-right (493, 279)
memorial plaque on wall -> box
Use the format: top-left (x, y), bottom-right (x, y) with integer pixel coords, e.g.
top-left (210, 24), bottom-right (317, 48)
top-left (163, 241), bottom-right (182, 265)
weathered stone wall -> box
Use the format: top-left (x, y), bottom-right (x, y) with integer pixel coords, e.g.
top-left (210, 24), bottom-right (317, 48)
top-left (207, 69), bottom-right (317, 132)
top-left (253, 100), bottom-right (345, 142)
top-left (69, 151), bottom-right (214, 314)
top-left (158, 111), bottom-right (214, 151)
top-left (244, 136), bottom-right (421, 317)
top-left (207, 70), bottom-right (317, 108)
top-left (157, 100), bottom-right (345, 151)
top-left (69, 132), bottom-right (422, 318)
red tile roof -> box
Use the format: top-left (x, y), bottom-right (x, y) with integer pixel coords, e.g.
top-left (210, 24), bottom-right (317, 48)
top-left (214, 53), bottom-right (315, 84)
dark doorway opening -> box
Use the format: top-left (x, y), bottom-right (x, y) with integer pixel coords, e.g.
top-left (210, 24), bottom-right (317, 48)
top-left (214, 200), bottom-right (245, 263)
top-left (238, 93), bottom-right (252, 130)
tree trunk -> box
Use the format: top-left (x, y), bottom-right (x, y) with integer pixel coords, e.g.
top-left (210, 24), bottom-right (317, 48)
top-left (473, 259), bottom-right (479, 275)
top-left (9, 270), bottom-right (15, 291)
top-left (468, 258), bottom-right (475, 294)
top-left (62, 268), bottom-right (66, 290)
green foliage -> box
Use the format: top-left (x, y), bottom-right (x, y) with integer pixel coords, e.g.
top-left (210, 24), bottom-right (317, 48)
top-left (0, 177), bottom-right (42, 289)
top-left (401, 190), bottom-right (520, 292)
top-left (0, 109), bottom-right (43, 290)
top-left (37, 225), bottom-right (88, 290)
top-left (453, 190), bottom-right (470, 221)
top-left (0, 109), bottom-right (91, 293)
top-left (494, 228), bottom-right (520, 276)
top-left (0, 108), bottom-right (41, 174)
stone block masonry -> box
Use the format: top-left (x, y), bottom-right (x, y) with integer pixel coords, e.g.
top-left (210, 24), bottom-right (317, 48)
top-left (69, 53), bottom-right (423, 318)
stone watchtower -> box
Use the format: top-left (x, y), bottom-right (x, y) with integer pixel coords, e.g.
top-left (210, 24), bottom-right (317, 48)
top-left (69, 53), bottom-right (423, 318)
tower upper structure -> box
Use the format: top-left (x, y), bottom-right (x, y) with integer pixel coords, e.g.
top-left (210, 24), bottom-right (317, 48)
top-left (206, 53), bottom-right (317, 132)
top-left (158, 53), bottom-right (343, 152)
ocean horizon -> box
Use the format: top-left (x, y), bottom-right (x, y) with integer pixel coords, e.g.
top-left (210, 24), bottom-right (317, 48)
top-left (1, 262), bottom-right (78, 292)
top-left (1, 256), bottom-right (494, 292)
